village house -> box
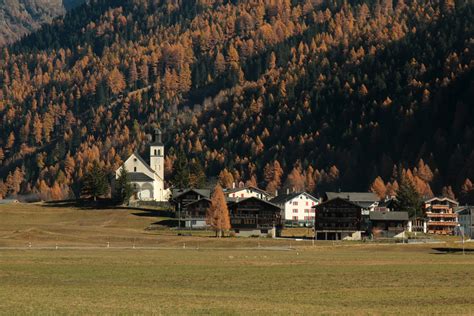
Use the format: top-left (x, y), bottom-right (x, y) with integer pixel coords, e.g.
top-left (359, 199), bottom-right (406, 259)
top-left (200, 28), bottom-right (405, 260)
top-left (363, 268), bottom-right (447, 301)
top-left (369, 211), bottom-right (409, 238)
top-left (456, 206), bottom-right (474, 239)
top-left (224, 185), bottom-right (273, 201)
top-left (170, 188), bottom-right (211, 227)
top-left (227, 197), bottom-right (282, 237)
top-left (270, 192), bottom-right (319, 227)
top-left (172, 189), bottom-right (282, 237)
top-left (115, 129), bottom-right (169, 201)
top-left (423, 197), bottom-right (459, 235)
top-left (323, 192), bottom-right (380, 215)
top-left (313, 197), bottom-right (363, 240)
top-left (181, 198), bottom-right (212, 229)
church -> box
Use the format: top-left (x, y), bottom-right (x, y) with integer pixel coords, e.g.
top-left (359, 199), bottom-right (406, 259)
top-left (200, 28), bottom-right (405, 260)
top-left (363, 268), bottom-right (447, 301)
top-left (115, 129), bottom-right (169, 202)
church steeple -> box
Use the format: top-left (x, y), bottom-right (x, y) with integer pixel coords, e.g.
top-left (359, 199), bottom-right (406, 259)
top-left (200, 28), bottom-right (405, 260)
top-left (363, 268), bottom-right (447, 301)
top-left (152, 128), bottom-right (163, 146)
top-left (150, 128), bottom-right (164, 180)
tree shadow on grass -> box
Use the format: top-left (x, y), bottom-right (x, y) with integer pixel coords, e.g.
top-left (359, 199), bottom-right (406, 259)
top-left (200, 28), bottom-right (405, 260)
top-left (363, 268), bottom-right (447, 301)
top-left (431, 247), bottom-right (474, 254)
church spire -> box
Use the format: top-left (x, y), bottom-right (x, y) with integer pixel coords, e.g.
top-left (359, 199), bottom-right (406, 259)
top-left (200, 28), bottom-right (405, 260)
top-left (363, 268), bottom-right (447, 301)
top-left (152, 128), bottom-right (163, 145)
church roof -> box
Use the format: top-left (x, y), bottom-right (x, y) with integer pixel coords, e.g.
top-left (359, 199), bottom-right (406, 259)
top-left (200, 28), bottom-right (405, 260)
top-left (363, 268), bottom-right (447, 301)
top-left (129, 172), bottom-right (154, 182)
top-left (122, 152), bottom-right (163, 182)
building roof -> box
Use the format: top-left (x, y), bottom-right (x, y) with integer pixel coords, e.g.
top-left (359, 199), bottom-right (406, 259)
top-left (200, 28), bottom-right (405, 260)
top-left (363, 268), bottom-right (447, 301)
top-left (270, 192), bottom-right (318, 204)
top-left (119, 152), bottom-right (163, 181)
top-left (325, 192), bottom-right (379, 203)
top-left (172, 188), bottom-right (211, 199)
top-left (185, 198), bottom-right (212, 208)
top-left (228, 196), bottom-right (281, 210)
top-left (369, 211), bottom-right (409, 221)
top-left (224, 186), bottom-right (271, 196)
top-left (313, 197), bottom-right (363, 209)
top-left (424, 196), bottom-right (459, 205)
top-left (455, 206), bottom-right (473, 215)
top-left (128, 172), bottom-right (154, 182)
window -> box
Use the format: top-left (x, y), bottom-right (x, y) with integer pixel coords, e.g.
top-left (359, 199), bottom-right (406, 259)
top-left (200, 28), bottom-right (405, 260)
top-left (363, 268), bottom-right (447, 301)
top-left (293, 201), bottom-right (298, 206)
top-left (312, 202), bottom-right (315, 206)
top-left (158, 149), bottom-right (161, 156)
top-left (306, 202), bottom-right (309, 206)
top-left (311, 209), bottom-right (315, 213)
top-left (154, 150), bottom-right (157, 155)
top-left (133, 158), bottom-right (137, 162)
top-left (305, 209), bottom-right (310, 213)
top-left (241, 193), bottom-right (244, 198)
top-left (293, 209), bottom-right (298, 213)
top-left (134, 167), bottom-right (137, 172)
top-left (292, 216), bottom-right (298, 221)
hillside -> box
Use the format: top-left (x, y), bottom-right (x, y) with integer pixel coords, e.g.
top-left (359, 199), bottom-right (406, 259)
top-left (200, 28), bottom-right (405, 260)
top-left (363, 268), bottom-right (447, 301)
top-left (0, 0), bottom-right (84, 46)
top-left (0, 0), bottom-right (473, 201)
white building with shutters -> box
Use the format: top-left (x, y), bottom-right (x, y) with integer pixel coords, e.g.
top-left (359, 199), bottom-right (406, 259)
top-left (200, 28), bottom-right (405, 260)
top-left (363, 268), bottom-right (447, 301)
top-left (270, 192), bottom-right (320, 226)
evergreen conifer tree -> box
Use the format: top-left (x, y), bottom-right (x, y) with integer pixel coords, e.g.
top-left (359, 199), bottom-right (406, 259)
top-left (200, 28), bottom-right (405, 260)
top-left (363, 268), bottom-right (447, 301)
top-left (81, 161), bottom-right (109, 201)
top-left (171, 151), bottom-right (190, 189)
top-left (114, 166), bottom-right (133, 205)
top-left (395, 176), bottom-right (421, 218)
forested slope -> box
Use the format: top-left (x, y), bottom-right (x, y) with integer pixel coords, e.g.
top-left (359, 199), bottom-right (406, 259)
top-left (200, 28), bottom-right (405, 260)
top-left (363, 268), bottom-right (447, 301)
top-left (0, 0), bottom-right (472, 201)
top-left (0, 0), bottom-right (84, 46)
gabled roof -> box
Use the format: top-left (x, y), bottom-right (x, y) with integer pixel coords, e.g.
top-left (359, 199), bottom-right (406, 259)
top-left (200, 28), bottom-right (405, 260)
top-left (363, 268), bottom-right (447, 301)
top-left (455, 206), bottom-right (473, 215)
top-left (120, 152), bottom-right (163, 181)
top-left (313, 197), bottom-right (363, 209)
top-left (132, 152), bottom-right (156, 173)
top-left (224, 186), bottom-right (271, 196)
top-left (227, 196), bottom-right (281, 210)
top-left (370, 211), bottom-right (409, 221)
top-left (325, 192), bottom-right (379, 203)
top-left (424, 196), bottom-right (459, 205)
top-left (270, 192), bottom-right (318, 204)
top-left (172, 188), bottom-right (211, 199)
top-left (128, 172), bottom-right (154, 182)
top-left (185, 198), bottom-right (212, 208)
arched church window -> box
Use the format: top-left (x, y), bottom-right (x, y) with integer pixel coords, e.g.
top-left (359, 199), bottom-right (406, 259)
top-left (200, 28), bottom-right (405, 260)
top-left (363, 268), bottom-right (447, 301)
top-left (158, 149), bottom-right (161, 156)
top-left (154, 150), bottom-right (157, 155)
top-left (134, 167), bottom-right (137, 172)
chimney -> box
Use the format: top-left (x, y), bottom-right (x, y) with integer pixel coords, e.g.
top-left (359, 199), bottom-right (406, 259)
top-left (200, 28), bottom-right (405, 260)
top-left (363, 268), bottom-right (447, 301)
top-left (232, 182), bottom-right (236, 189)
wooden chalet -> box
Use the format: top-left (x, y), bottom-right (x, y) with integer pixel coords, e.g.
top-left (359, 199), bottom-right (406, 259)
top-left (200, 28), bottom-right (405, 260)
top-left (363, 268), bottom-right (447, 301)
top-left (227, 197), bottom-right (282, 237)
top-left (369, 211), bottom-right (409, 238)
top-left (171, 189), bottom-right (211, 227)
top-left (313, 197), bottom-right (363, 240)
top-left (181, 198), bottom-right (212, 229)
top-left (423, 197), bottom-right (459, 235)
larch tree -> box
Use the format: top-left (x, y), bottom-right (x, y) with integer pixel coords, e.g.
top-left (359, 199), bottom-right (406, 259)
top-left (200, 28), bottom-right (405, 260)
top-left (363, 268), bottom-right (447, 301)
top-left (107, 67), bottom-right (126, 95)
top-left (218, 168), bottom-right (234, 189)
top-left (370, 176), bottom-right (387, 199)
top-left (206, 184), bottom-right (231, 238)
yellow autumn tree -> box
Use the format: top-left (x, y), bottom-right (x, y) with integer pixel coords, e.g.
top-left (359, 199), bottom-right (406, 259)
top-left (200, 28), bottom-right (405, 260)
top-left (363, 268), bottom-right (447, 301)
top-left (206, 184), bottom-right (231, 238)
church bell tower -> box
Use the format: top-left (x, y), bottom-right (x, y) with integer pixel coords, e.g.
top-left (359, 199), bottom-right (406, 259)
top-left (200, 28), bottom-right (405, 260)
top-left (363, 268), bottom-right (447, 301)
top-left (150, 128), bottom-right (164, 180)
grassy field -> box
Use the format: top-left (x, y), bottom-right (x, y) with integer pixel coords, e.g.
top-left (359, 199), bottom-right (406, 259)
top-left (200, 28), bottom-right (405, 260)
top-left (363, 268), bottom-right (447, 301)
top-left (1, 203), bottom-right (474, 314)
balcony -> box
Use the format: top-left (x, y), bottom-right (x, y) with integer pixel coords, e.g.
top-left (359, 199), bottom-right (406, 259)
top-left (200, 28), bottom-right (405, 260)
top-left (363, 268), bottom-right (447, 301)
top-left (427, 221), bottom-right (458, 227)
top-left (426, 212), bottom-right (457, 218)
top-left (429, 204), bottom-right (451, 210)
